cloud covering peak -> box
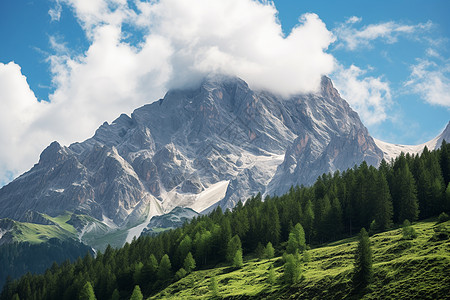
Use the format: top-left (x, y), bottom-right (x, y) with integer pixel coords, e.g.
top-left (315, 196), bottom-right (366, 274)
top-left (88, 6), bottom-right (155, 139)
top-left (0, 0), bottom-right (336, 184)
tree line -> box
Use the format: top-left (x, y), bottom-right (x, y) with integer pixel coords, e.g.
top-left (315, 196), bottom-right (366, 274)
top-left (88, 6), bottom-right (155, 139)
top-left (1, 141), bottom-right (449, 300)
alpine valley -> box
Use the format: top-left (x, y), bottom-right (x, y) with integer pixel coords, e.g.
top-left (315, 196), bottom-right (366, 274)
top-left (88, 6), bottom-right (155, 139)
top-left (0, 75), bottom-right (448, 287)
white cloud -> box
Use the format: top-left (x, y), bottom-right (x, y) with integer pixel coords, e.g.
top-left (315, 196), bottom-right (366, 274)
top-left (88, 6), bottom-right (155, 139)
top-left (332, 64), bottom-right (392, 125)
top-left (49, 0), bottom-right (62, 22)
top-left (405, 59), bottom-right (450, 107)
top-left (335, 17), bottom-right (432, 50)
top-left (0, 0), bottom-right (337, 184)
top-left (0, 62), bottom-right (51, 180)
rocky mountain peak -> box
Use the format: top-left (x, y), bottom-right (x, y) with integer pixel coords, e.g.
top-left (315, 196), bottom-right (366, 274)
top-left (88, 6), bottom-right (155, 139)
top-left (0, 74), bottom-right (390, 249)
top-left (39, 141), bottom-right (68, 165)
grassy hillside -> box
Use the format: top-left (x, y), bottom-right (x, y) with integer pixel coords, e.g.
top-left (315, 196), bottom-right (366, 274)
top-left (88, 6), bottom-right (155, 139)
top-left (150, 220), bottom-right (450, 299)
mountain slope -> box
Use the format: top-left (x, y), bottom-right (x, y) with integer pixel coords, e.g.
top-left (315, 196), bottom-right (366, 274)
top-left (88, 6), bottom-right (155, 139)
top-left (150, 220), bottom-right (450, 300)
top-left (0, 75), bottom-right (385, 248)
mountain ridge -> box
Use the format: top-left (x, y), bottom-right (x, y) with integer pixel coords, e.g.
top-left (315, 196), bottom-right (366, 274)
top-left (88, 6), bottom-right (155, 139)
top-left (0, 74), bottom-right (446, 249)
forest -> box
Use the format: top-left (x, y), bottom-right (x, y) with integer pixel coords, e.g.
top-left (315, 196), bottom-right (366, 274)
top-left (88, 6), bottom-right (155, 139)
top-left (1, 141), bottom-right (449, 300)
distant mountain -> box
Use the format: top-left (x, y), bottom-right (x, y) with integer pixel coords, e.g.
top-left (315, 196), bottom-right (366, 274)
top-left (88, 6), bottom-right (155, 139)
top-left (0, 74), bottom-right (430, 249)
top-left (374, 121), bottom-right (450, 162)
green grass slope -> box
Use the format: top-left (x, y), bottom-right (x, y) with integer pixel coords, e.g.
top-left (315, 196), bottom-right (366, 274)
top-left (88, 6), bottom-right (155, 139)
top-left (150, 220), bottom-right (450, 299)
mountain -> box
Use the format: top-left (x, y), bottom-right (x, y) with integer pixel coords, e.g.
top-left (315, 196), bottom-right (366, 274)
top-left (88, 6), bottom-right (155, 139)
top-left (0, 75), bottom-right (392, 248)
top-left (374, 121), bottom-right (450, 162)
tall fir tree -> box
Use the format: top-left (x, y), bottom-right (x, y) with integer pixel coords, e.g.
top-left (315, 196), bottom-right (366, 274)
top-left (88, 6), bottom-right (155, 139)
top-left (283, 253), bottom-right (302, 284)
top-left (397, 164), bottom-right (419, 223)
top-left (130, 285), bottom-right (143, 300)
top-left (183, 252), bottom-right (196, 273)
top-left (353, 228), bottom-right (373, 288)
top-left (79, 281), bottom-right (96, 300)
top-left (373, 172), bottom-right (393, 231)
top-left (226, 235), bottom-right (242, 263)
top-left (157, 254), bottom-right (172, 282)
top-left (286, 223), bottom-right (306, 254)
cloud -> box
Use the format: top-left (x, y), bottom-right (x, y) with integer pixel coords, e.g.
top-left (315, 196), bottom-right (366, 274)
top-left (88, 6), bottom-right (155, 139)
top-left (334, 17), bottom-right (432, 50)
top-left (49, 0), bottom-right (62, 22)
top-left (405, 59), bottom-right (450, 107)
top-left (0, 0), bottom-right (336, 184)
top-left (0, 62), bottom-right (51, 181)
top-left (332, 64), bottom-right (392, 125)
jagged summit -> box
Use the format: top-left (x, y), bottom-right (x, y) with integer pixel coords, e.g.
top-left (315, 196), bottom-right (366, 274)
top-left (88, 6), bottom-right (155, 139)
top-left (0, 75), bottom-right (387, 248)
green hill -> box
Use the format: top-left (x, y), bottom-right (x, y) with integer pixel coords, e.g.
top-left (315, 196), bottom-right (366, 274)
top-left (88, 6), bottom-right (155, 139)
top-left (151, 220), bottom-right (450, 299)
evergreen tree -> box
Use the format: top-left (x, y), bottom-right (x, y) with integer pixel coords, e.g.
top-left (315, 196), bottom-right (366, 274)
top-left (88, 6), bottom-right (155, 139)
top-left (265, 202), bottom-right (281, 245)
top-left (286, 223), bottom-right (306, 254)
top-left (226, 235), bottom-right (242, 263)
top-left (175, 268), bottom-right (187, 280)
top-left (353, 228), bottom-right (373, 288)
top-left (129, 285), bottom-right (143, 300)
top-left (303, 199), bottom-right (315, 244)
top-left (396, 164), bottom-right (419, 223)
top-left (157, 254), bottom-right (172, 282)
top-left (374, 172), bottom-right (393, 231)
top-left (233, 249), bottom-right (243, 268)
top-left (445, 183), bottom-right (450, 213)
top-left (264, 242), bottom-right (275, 259)
top-left (441, 140), bottom-right (450, 185)
top-left (183, 252), bottom-right (196, 273)
top-left (110, 289), bottom-right (120, 300)
top-left (79, 281), bottom-right (96, 300)
top-left (255, 242), bottom-right (265, 259)
top-left (329, 196), bottom-right (344, 238)
top-left (283, 254), bottom-right (302, 284)
top-left (209, 276), bottom-right (219, 297)
top-left (176, 235), bottom-right (192, 267)
top-left (267, 265), bottom-right (276, 285)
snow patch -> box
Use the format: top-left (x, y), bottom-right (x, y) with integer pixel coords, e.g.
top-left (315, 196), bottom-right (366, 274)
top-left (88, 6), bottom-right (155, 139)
top-left (374, 135), bottom-right (440, 162)
top-left (191, 180), bottom-right (229, 213)
top-left (125, 196), bottom-right (163, 243)
top-left (102, 214), bottom-right (118, 229)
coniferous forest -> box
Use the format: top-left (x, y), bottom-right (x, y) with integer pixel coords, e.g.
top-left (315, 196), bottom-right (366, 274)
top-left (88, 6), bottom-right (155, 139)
top-left (2, 142), bottom-right (450, 300)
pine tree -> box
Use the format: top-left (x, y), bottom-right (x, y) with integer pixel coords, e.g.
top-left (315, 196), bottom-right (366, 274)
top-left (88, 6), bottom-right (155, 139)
top-left (303, 199), bottom-right (315, 244)
top-left (396, 164), bottom-right (419, 223)
top-left (374, 172), bottom-right (393, 231)
top-left (209, 276), bottom-right (219, 297)
top-left (110, 289), bottom-right (120, 300)
top-left (283, 253), bottom-right (302, 284)
top-left (329, 196), bottom-right (343, 238)
top-left (157, 254), bottom-right (172, 281)
top-left (79, 281), bottom-right (96, 300)
top-left (267, 265), bottom-right (276, 285)
top-left (233, 249), bottom-right (243, 268)
top-left (255, 242), bottom-right (265, 259)
top-left (226, 235), bottom-right (242, 263)
top-left (130, 285), bottom-right (143, 300)
top-left (286, 223), bottom-right (306, 254)
top-left (353, 228), bottom-right (373, 288)
top-left (264, 242), bottom-right (275, 259)
top-left (445, 183), bottom-right (450, 213)
top-left (183, 252), bottom-right (196, 273)
top-left (441, 140), bottom-right (450, 185)
top-left (266, 202), bottom-right (281, 245)
top-left (175, 268), bottom-right (187, 280)
top-left (176, 235), bottom-right (192, 267)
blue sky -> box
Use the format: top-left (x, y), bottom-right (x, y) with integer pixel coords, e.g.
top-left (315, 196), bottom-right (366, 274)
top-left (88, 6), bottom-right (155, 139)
top-left (0, 0), bottom-right (449, 185)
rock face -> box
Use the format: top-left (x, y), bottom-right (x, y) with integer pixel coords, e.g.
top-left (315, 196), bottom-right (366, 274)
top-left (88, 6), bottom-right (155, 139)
top-left (0, 75), bottom-right (384, 231)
